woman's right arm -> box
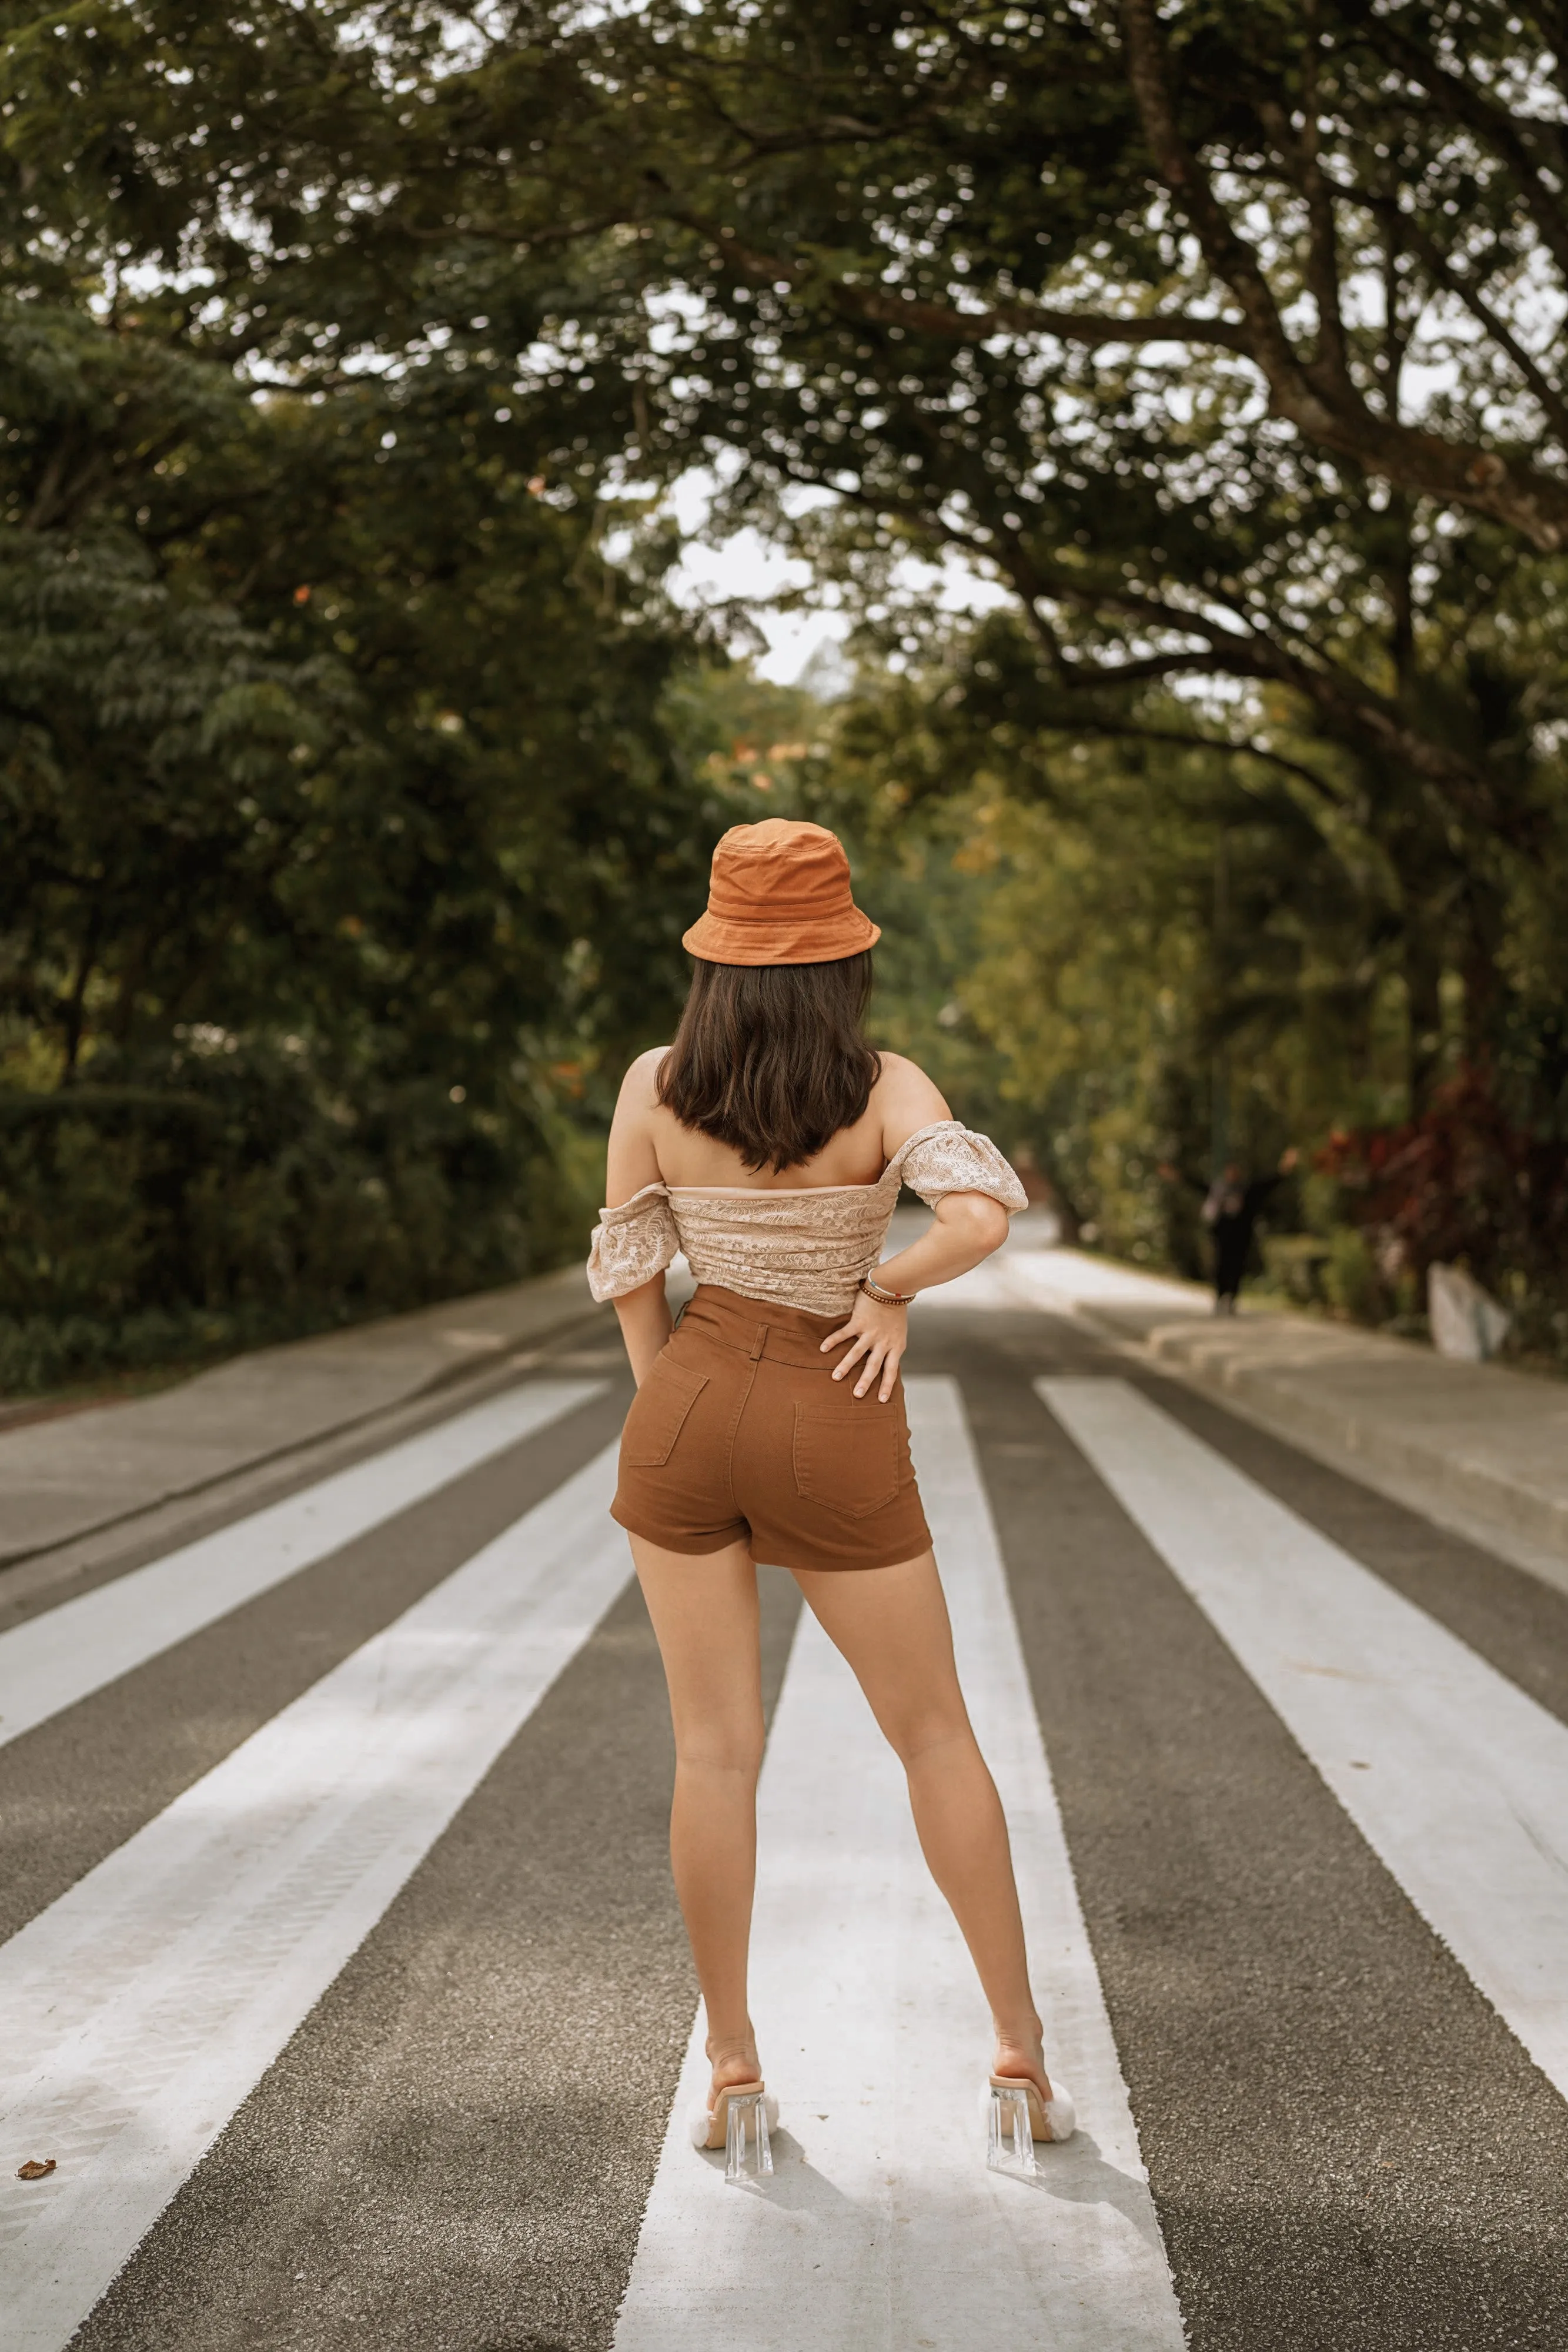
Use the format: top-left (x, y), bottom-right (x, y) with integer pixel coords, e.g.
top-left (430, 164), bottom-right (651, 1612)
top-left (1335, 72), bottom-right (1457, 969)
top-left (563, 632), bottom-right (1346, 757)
top-left (613, 1278), bottom-right (674, 1387)
top-left (604, 1050), bottom-right (674, 1387)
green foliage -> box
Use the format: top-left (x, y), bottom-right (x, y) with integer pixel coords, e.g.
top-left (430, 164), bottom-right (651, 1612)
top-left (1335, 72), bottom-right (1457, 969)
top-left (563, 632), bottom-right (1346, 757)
top-left (1261, 1234), bottom-right (1332, 1308)
top-left (813, 645), bottom-right (1350, 1258)
top-left (1323, 1227), bottom-right (1385, 1326)
top-left (0, 321), bottom-right (719, 1373)
top-left (781, 634), bottom-right (1566, 1352)
top-left (4, 0), bottom-right (1567, 1381)
top-left (0, 16), bottom-right (731, 1391)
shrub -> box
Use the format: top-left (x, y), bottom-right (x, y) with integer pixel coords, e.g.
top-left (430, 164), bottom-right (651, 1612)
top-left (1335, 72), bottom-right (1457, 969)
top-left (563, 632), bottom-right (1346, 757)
top-left (1323, 1227), bottom-right (1385, 1324)
top-left (0, 1038), bottom-right (599, 1394)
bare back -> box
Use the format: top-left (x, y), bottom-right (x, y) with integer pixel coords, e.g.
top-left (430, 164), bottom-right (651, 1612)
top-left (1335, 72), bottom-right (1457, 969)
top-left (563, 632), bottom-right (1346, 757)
top-left (605, 1047), bottom-right (953, 1208)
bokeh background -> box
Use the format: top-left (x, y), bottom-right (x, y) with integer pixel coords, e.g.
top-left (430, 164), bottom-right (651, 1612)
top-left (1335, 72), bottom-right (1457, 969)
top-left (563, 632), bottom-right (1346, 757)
top-left (3, 0), bottom-right (1564, 1395)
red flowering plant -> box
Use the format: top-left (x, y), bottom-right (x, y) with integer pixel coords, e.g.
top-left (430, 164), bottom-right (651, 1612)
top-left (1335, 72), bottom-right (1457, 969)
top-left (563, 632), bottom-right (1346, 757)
top-left (1315, 1068), bottom-right (1568, 1354)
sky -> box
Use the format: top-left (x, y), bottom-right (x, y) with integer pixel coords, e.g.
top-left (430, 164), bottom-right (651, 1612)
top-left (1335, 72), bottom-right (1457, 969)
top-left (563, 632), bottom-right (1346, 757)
top-left (660, 469), bottom-right (1013, 687)
top-left (666, 521), bottom-right (843, 683)
top-left (660, 469), bottom-right (847, 684)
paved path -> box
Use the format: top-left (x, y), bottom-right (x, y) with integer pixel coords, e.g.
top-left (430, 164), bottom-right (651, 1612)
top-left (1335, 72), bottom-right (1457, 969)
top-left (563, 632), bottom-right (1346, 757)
top-left (4, 1255), bottom-right (1568, 2349)
top-left (0, 1266), bottom-right (598, 1566)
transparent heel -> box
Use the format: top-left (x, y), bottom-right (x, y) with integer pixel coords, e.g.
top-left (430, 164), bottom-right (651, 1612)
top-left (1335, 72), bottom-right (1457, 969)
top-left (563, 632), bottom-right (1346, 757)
top-left (986, 2083), bottom-right (1038, 2177)
top-left (724, 2089), bottom-right (774, 2185)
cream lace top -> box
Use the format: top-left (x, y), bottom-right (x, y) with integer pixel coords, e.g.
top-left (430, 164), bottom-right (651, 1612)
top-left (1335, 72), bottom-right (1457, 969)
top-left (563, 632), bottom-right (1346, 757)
top-left (587, 1120), bottom-right (1028, 1317)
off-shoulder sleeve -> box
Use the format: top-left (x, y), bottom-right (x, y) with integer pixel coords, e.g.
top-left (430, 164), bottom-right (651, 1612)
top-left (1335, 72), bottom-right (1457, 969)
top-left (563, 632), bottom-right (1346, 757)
top-left (894, 1122), bottom-right (1029, 1215)
top-left (587, 1182), bottom-right (680, 1301)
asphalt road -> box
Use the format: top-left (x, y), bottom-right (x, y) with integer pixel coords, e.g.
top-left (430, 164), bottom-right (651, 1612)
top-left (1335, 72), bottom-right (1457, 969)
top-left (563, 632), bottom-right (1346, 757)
top-left (4, 1297), bottom-right (1567, 2351)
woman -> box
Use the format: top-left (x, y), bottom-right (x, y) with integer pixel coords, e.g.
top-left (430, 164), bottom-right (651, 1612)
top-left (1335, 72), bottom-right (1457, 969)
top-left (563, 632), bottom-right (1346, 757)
top-left (588, 818), bottom-right (1074, 2162)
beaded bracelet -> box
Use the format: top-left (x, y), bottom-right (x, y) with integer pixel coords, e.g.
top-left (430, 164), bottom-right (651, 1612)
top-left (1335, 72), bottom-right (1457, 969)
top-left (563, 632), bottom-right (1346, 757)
top-left (861, 1271), bottom-right (917, 1307)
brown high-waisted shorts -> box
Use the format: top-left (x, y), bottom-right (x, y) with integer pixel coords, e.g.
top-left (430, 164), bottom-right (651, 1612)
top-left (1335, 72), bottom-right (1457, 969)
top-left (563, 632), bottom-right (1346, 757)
top-left (611, 1284), bottom-right (932, 1573)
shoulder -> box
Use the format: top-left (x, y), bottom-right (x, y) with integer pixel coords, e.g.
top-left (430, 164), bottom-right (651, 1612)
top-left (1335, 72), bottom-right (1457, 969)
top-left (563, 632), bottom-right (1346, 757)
top-left (616, 1045), bottom-right (670, 1110)
top-left (871, 1052), bottom-right (952, 1156)
top-left (606, 1046), bottom-right (672, 1205)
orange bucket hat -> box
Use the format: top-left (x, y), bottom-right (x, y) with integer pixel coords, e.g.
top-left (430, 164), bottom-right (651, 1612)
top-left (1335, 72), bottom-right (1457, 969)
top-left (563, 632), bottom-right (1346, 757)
top-left (682, 819), bottom-right (881, 966)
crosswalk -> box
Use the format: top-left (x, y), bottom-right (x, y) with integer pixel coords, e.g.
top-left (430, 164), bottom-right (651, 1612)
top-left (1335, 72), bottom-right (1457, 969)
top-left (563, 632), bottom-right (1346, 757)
top-left (616, 1382), bottom-right (1183, 2351)
top-left (1, 1443), bottom-right (629, 2352)
top-left (1041, 1378), bottom-right (1568, 2107)
top-left (0, 1381), bottom-right (602, 1749)
top-left (2, 1331), bottom-right (1567, 2348)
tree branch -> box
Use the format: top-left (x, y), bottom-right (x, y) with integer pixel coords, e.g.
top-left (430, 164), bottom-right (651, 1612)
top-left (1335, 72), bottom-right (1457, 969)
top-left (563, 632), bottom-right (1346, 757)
top-left (1257, 70), bottom-right (1350, 386)
top-left (1052, 647), bottom-right (1267, 690)
top-left (669, 214), bottom-right (1256, 353)
top-left (1115, 0), bottom-right (1568, 549)
top-left (996, 541), bottom-right (1512, 817)
top-left (753, 454), bottom-right (1530, 843)
top-left (1027, 710), bottom-right (1347, 805)
top-left (1350, 181), bottom-right (1568, 447)
top-left (1117, 1), bottom-right (1323, 393)
top-left (1356, 12), bottom-right (1568, 288)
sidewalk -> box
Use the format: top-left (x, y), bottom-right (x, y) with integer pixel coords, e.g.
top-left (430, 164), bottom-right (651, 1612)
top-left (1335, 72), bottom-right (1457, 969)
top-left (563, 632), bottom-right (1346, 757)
top-left (993, 1231), bottom-right (1568, 1592)
top-left (0, 1266), bottom-right (602, 1567)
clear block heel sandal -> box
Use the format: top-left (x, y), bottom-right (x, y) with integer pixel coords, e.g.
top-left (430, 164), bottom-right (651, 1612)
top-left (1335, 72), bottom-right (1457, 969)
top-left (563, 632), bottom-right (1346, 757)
top-left (687, 2080), bottom-right (779, 2184)
top-left (984, 2073), bottom-right (1076, 2176)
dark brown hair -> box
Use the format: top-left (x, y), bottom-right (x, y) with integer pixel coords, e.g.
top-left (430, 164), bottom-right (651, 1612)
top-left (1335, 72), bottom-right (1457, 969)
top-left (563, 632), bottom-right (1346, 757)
top-left (657, 954), bottom-right (881, 1173)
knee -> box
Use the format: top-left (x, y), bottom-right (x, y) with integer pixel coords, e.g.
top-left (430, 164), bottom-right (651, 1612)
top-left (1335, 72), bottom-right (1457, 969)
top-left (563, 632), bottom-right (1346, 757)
top-left (881, 1705), bottom-right (974, 1773)
top-left (673, 1711), bottom-right (765, 1781)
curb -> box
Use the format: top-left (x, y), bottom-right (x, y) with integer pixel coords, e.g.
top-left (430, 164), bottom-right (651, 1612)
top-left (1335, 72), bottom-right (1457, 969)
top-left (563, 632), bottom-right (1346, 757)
top-left (1079, 1304), bottom-right (1568, 1587)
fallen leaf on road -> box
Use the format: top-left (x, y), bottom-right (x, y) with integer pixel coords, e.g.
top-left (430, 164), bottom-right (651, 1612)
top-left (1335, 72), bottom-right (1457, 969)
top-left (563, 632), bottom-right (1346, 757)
top-left (16, 2158), bottom-right (56, 2180)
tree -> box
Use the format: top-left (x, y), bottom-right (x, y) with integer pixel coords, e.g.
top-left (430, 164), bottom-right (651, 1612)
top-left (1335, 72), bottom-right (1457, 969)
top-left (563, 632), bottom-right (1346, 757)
top-left (78, 0), bottom-right (1546, 1121)
top-left (0, 5), bottom-right (724, 1379)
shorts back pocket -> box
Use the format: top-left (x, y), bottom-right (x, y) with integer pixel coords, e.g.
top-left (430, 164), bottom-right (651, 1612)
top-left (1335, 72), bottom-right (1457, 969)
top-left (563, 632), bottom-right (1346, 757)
top-left (621, 1357), bottom-right (709, 1468)
top-left (793, 1401), bottom-right (903, 1519)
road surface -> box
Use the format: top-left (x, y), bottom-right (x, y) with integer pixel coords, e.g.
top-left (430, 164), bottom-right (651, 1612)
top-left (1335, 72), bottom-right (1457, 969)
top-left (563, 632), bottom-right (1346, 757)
top-left (4, 1259), bottom-right (1567, 2351)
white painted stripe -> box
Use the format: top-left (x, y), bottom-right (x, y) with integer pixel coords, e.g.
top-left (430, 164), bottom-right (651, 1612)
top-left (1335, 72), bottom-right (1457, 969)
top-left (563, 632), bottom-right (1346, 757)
top-left (0, 1443), bottom-right (630, 2352)
top-left (614, 1378), bottom-right (1184, 2352)
top-left (0, 1378), bottom-right (602, 1749)
top-left (1039, 1375), bottom-right (1568, 2102)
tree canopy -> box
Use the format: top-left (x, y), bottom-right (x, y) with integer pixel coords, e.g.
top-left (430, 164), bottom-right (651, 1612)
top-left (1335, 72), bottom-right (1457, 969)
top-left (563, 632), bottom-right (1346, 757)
top-left (0, 2), bottom-right (733, 1384)
top-left (1, 1), bottom-right (1564, 1382)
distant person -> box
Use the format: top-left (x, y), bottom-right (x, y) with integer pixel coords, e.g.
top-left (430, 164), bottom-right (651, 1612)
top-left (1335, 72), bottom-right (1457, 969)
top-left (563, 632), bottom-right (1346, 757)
top-left (1202, 1147), bottom-right (1299, 1314)
top-left (587, 819), bottom-right (1076, 2173)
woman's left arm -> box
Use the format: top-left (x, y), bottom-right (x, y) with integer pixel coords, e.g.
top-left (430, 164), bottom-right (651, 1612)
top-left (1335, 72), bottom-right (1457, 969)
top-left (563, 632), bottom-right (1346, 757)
top-left (821, 1055), bottom-right (1018, 1401)
top-left (820, 1191), bottom-right (1009, 1401)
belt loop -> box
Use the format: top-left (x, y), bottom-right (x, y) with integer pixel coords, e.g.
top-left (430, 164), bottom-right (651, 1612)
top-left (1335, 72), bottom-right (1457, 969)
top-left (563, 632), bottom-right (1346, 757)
top-left (749, 1323), bottom-right (768, 1361)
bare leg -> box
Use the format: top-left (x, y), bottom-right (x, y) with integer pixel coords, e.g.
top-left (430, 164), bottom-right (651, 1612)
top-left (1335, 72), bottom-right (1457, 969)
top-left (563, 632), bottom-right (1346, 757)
top-left (631, 1534), bottom-right (765, 2104)
top-left (793, 1548), bottom-right (1057, 2103)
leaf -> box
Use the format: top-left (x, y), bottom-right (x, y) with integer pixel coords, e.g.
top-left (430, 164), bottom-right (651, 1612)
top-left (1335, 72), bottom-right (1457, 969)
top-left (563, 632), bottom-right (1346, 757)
top-left (16, 2157), bottom-right (56, 2180)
